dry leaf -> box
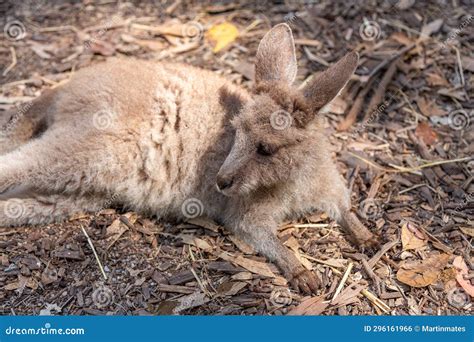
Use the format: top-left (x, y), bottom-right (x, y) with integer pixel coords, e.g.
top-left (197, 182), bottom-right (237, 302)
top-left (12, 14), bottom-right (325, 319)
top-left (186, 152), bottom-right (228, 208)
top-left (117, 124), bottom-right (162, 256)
top-left (397, 253), bottom-right (450, 288)
top-left (206, 22), bottom-right (239, 53)
top-left (419, 19), bottom-right (443, 40)
top-left (416, 97), bottom-right (447, 117)
top-left (461, 56), bottom-right (474, 72)
top-left (331, 282), bottom-right (366, 306)
top-left (41, 266), bottom-right (58, 285)
top-left (390, 32), bottom-right (414, 46)
top-left (4, 281), bottom-right (20, 291)
top-left (231, 271), bottom-right (253, 281)
top-left (415, 122), bottom-right (438, 146)
top-left (187, 217), bottom-right (220, 232)
top-left (228, 235), bottom-right (254, 254)
top-left (157, 292), bottom-right (209, 314)
top-left (438, 88), bottom-right (466, 101)
top-left (453, 256), bottom-right (474, 297)
top-left (459, 227), bottom-right (474, 238)
top-left (217, 281), bottom-right (247, 296)
top-left (106, 218), bottom-right (128, 238)
top-left (401, 222), bottom-right (427, 251)
top-left (219, 252), bottom-right (276, 278)
top-left (288, 294), bottom-right (329, 315)
top-left (426, 72), bottom-right (449, 87)
top-left (179, 234), bottom-right (213, 252)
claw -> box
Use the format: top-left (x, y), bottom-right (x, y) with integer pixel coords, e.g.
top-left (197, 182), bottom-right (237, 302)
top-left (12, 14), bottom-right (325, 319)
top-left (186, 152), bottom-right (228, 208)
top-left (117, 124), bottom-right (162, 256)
top-left (289, 268), bottom-right (320, 295)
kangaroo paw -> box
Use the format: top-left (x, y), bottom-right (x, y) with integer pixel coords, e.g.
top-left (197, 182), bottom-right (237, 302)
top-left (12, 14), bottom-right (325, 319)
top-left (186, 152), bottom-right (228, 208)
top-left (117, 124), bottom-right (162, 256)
top-left (340, 211), bottom-right (380, 249)
top-left (288, 266), bottom-right (320, 295)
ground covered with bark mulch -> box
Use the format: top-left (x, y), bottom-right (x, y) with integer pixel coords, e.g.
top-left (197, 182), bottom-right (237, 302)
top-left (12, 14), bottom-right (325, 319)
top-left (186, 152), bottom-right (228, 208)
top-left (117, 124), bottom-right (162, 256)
top-left (0, 0), bottom-right (472, 315)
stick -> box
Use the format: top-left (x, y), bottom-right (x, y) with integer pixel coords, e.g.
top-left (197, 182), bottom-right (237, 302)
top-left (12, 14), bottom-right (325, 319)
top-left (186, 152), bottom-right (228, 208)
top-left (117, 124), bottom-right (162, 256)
top-left (362, 258), bottom-right (381, 296)
top-left (360, 43), bottom-right (415, 83)
top-left (368, 240), bottom-right (399, 268)
top-left (331, 262), bottom-right (353, 302)
top-left (361, 289), bottom-right (391, 314)
top-left (80, 226), bottom-right (107, 280)
top-left (347, 151), bottom-right (471, 174)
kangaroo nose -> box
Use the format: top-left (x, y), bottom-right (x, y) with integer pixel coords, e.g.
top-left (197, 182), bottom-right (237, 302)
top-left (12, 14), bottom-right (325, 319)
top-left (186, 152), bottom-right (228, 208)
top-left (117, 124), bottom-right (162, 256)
top-left (217, 175), bottom-right (234, 191)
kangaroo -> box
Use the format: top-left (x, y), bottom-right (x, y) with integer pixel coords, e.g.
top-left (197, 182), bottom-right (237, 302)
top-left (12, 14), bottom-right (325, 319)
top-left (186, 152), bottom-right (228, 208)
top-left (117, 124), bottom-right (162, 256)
top-left (0, 24), bottom-right (377, 294)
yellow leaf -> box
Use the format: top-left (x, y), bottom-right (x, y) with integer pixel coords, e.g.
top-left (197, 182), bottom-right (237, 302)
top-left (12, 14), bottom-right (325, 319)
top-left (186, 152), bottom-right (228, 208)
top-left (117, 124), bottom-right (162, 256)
top-left (207, 22), bottom-right (239, 53)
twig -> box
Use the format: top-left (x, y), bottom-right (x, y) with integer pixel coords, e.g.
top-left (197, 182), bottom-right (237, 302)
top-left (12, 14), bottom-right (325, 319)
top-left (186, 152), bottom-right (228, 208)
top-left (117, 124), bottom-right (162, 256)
top-left (388, 157), bottom-right (472, 173)
top-left (360, 43), bottom-right (415, 83)
top-left (368, 239), bottom-right (400, 268)
top-left (361, 289), bottom-right (391, 314)
top-left (190, 267), bottom-right (211, 297)
top-left (454, 47), bottom-right (465, 87)
top-left (80, 226), bottom-right (108, 280)
top-left (347, 151), bottom-right (471, 174)
top-left (407, 131), bottom-right (457, 187)
top-left (331, 262), bottom-right (353, 302)
top-left (361, 258), bottom-right (381, 296)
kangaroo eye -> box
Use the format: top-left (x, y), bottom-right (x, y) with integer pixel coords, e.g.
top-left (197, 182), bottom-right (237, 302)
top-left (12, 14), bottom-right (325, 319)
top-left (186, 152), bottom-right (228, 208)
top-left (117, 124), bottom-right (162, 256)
top-left (257, 143), bottom-right (273, 156)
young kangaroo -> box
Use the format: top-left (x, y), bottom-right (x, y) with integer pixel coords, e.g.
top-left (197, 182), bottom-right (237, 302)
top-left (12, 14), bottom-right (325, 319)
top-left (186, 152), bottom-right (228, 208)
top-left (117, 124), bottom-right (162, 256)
top-left (0, 24), bottom-right (377, 294)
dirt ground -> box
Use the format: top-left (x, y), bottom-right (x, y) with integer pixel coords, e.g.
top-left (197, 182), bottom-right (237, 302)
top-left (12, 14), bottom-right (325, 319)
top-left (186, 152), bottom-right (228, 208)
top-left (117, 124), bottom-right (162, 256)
top-left (0, 0), bottom-right (472, 315)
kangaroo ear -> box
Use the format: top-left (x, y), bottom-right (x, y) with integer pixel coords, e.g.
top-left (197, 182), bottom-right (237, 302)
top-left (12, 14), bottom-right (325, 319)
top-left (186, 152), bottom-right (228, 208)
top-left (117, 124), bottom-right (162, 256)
top-left (255, 23), bottom-right (297, 86)
top-left (302, 51), bottom-right (359, 112)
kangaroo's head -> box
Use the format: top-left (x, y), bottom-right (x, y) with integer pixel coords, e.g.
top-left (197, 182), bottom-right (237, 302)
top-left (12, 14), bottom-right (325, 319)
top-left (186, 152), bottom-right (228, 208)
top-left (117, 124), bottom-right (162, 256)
top-left (216, 23), bottom-right (358, 196)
